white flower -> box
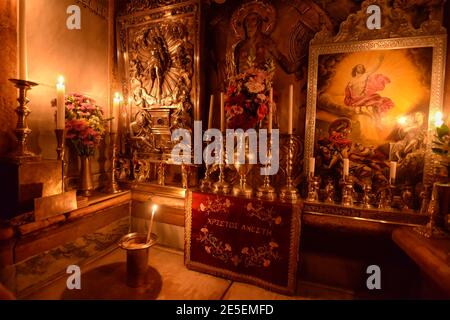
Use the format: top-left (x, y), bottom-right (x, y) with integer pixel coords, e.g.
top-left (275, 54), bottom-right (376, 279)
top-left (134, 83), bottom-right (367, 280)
top-left (246, 81), bottom-right (265, 94)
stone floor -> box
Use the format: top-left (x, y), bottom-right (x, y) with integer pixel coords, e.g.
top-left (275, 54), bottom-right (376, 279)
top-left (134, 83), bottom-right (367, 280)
top-left (22, 245), bottom-right (353, 300)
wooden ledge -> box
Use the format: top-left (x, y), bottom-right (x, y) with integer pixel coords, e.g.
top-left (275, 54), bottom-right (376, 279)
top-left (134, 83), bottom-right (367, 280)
top-left (0, 191), bottom-right (132, 264)
top-left (392, 227), bottom-right (450, 297)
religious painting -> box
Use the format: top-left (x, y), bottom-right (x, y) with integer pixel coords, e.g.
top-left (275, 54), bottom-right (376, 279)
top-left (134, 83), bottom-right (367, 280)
top-left (304, 35), bottom-right (447, 210)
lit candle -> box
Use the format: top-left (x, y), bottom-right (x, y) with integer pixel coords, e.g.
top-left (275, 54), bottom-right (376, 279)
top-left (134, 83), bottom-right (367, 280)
top-left (111, 92), bottom-right (121, 133)
top-left (146, 204), bottom-right (158, 243)
top-left (390, 161), bottom-right (397, 181)
top-left (288, 84), bottom-right (293, 134)
top-left (309, 157), bottom-right (315, 176)
top-left (208, 94), bottom-right (214, 130)
top-left (18, 0), bottom-right (27, 80)
top-left (434, 111), bottom-right (444, 127)
top-left (56, 76), bottom-right (65, 130)
top-left (220, 92), bottom-right (225, 132)
top-left (343, 158), bottom-right (349, 177)
top-left (268, 88), bottom-right (273, 134)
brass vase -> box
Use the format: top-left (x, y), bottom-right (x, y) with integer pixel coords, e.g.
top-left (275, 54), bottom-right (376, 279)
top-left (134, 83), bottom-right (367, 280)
top-left (79, 156), bottom-right (94, 197)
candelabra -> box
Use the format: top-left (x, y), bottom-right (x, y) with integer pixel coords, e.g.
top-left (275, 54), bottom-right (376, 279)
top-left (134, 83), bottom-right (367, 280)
top-left (279, 135), bottom-right (299, 202)
top-left (6, 79), bottom-right (40, 162)
top-left (256, 134), bottom-right (276, 201)
top-left (105, 132), bottom-right (122, 193)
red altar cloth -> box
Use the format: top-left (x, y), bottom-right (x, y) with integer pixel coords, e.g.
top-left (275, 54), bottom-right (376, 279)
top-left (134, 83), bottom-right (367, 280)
top-left (185, 191), bottom-right (302, 295)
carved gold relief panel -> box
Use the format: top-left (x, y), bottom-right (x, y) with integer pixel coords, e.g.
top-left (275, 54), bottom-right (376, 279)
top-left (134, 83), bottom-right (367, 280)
top-left (117, 0), bottom-right (201, 157)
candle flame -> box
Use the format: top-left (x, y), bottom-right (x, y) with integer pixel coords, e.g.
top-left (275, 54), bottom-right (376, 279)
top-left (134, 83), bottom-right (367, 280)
top-left (57, 75), bottom-right (65, 86)
top-left (397, 116), bottom-right (407, 126)
top-left (434, 111), bottom-right (444, 127)
top-left (114, 92), bottom-right (122, 102)
top-left (151, 204), bottom-right (158, 215)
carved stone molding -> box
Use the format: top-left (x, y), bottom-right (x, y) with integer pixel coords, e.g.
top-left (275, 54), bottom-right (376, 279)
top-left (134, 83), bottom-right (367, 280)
top-left (311, 0), bottom-right (446, 44)
top-left (75, 0), bottom-right (108, 19)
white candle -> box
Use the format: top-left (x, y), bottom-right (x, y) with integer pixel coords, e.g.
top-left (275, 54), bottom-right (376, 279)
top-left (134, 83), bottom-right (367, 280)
top-left (343, 158), bottom-right (349, 177)
top-left (220, 92), bottom-right (225, 132)
top-left (309, 157), bottom-right (315, 175)
top-left (208, 94), bottom-right (214, 129)
top-left (268, 88), bottom-right (273, 134)
top-left (111, 93), bottom-right (121, 133)
top-left (288, 85), bottom-right (293, 134)
top-left (18, 0), bottom-right (27, 80)
top-left (390, 161), bottom-right (397, 181)
top-left (146, 204), bottom-right (158, 243)
top-left (56, 76), bottom-right (65, 130)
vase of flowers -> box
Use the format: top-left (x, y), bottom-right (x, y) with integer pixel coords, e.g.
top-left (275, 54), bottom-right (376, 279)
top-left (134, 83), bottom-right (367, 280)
top-left (225, 57), bottom-right (275, 130)
top-left (65, 93), bottom-right (106, 196)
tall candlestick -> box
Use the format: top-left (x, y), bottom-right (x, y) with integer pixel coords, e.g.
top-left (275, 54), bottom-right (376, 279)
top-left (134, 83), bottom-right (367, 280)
top-left (288, 85), bottom-right (293, 134)
top-left (389, 161), bottom-right (397, 181)
top-left (208, 94), bottom-right (214, 129)
top-left (309, 157), bottom-right (315, 176)
top-left (56, 76), bottom-right (66, 130)
top-left (268, 88), bottom-right (273, 134)
top-left (220, 92), bottom-right (225, 132)
top-left (343, 158), bottom-right (349, 177)
top-left (18, 0), bottom-right (27, 80)
top-left (111, 92), bottom-right (121, 133)
top-left (146, 204), bottom-right (158, 243)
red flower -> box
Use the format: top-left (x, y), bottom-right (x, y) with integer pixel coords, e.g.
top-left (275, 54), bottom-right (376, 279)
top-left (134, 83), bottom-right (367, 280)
top-left (257, 104), bottom-right (268, 120)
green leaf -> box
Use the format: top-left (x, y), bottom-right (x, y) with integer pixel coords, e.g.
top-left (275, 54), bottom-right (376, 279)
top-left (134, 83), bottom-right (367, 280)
top-left (436, 124), bottom-right (449, 137)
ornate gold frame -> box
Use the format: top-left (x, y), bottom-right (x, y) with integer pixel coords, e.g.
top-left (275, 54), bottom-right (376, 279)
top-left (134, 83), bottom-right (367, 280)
top-left (303, 0), bottom-right (447, 186)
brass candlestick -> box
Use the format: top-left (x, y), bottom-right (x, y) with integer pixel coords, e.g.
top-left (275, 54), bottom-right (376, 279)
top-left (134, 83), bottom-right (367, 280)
top-left (324, 179), bottom-right (336, 204)
top-left (306, 175), bottom-right (320, 202)
top-left (361, 184), bottom-right (373, 209)
top-left (341, 176), bottom-right (355, 207)
top-left (232, 148), bottom-right (253, 198)
top-left (256, 134), bottom-right (276, 201)
top-left (212, 146), bottom-right (230, 195)
top-left (200, 164), bottom-right (213, 192)
top-left (181, 162), bottom-right (189, 189)
top-left (55, 129), bottom-right (66, 192)
top-left (6, 79), bottom-right (40, 162)
top-left (279, 135), bottom-right (299, 202)
top-left (55, 129), bottom-right (66, 161)
top-left (105, 132), bottom-right (122, 193)
top-left (157, 161), bottom-right (166, 186)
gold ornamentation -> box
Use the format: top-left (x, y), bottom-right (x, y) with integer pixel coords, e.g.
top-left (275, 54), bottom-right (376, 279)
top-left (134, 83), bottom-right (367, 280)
top-left (117, 1), bottom-right (201, 160)
top-left (304, 0), bottom-right (447, 190)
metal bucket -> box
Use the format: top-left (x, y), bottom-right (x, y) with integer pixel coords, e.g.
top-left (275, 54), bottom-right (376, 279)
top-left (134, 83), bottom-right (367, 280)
top-left (119, 232), bottom-right (157, 288)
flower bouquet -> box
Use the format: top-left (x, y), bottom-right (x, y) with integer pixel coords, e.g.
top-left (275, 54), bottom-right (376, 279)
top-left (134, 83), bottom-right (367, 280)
top-left (65, 93), bottom-right (106, 156)
top-left (65, 93), bottom-right (106, 195)
top-left (225, 57), bottom-right (275, 130)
